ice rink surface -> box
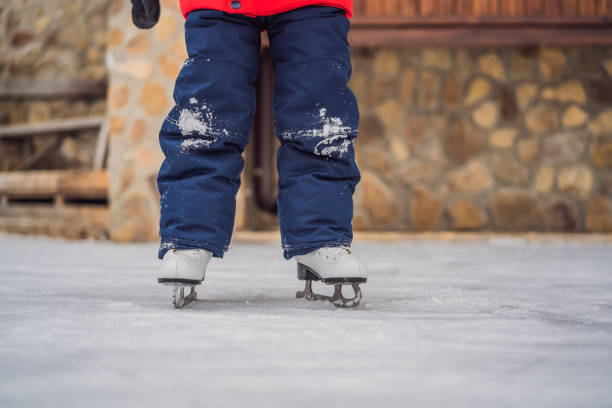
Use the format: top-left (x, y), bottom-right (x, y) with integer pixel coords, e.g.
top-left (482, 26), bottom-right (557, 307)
top-left (1, 233), bottom-right (611, 408)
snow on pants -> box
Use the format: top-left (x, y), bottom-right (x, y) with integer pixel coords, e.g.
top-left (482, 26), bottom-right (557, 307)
top-left (157, 6), bottom-right (360, 260)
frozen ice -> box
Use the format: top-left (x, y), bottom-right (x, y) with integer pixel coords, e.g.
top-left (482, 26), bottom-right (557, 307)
top-left (1, 233), bottom-right (611, 407)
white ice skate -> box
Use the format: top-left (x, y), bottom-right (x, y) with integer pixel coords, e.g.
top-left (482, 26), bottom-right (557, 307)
top-left (294, 247), bottom-right (368, 308)
top-left (157, 249), bottom-right (212, 308)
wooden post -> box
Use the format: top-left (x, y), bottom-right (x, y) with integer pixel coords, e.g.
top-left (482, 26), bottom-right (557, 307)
top-left (54, 193), bottom-right (65, 209)
top-left (93, 120), bottom-right (109, 171)
top-left (252, 45), bottom-right (278, 214)
top-left (0, 117), bottom-right (105, 139)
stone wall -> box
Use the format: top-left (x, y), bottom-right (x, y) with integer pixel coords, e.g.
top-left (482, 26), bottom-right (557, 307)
top-left (106, 0), bottom-right (215, 242)
top-left (0, 0), bottom-right (109, 82)
top-left (351, 47), bottom-right (612, 232)
top-left (105, 2), bottom-right (612, 239)
top-left (3, 1), bottom-right (612, 239)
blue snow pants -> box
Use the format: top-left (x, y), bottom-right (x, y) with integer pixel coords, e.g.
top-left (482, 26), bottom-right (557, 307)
top-left (157, 6), bottom-right (360, 260)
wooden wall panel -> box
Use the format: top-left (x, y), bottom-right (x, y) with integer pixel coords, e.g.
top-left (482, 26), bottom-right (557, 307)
top-left (421, 0), bottom-right (439, 16)
top-left (350, 0), bottom-right (612, 46)
top-left (401, 0), bottom-right (419, 16)
top-left (383, 0), bottom-right (396, 14)
top-left (527, 0), bottom-right (546, 15)
top-left (599, 0), bottom-right (608, 15)
top-left (545, 0), bottom-right (564, 15)
top-left (579, 0), bottom-right (596, 15)
top-left (560, 0), bottom-right (579, 15)
top-left (438, 0), bottom-right (455, 15)
top-left (596, 0), bottom-right (612, 14)
top-left (455, 0), bottom-right (472, 15)
top-left (353, 0), bottom-right (612, 18)
top-left (472, 0), bottom-right (488, 15)
top-left (500, 0), bottom-right (526, 16)
top-left (488, 0), bottom-right (500, 15)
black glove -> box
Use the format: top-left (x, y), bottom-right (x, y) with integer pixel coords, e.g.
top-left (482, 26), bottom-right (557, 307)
top-left (131, 0), bottom-right (160, 29)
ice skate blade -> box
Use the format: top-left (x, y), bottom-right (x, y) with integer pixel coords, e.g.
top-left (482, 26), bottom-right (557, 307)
top-left (296, 263), bottom-right (367, 284)
top-left (158, 278), bottom-right (202, 286)
top-left (296, 280), bottom-right (363, 308)
top-left (171, 286), bottom-right (198, 309)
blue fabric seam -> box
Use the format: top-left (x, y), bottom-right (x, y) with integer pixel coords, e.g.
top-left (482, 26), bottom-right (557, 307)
top-left (159, 237), bottom-right (230, 258)
top-left (282, 238), bottom-right (352, 251)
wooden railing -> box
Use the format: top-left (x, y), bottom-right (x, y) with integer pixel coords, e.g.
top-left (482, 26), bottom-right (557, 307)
top-left (0, 79), bottom-right (110, 238)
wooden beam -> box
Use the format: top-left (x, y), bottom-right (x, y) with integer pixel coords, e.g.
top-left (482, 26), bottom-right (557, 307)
top-left (0, 116), bottom-right (105, 139)
top-left (350, 16), bottom-right (612, 26)
top-left (58, 170), bottom-right (108, 200)
top-left (0, 79), bottom-right (107, 98)
top-left (0, 170), bottom-right (108, 200)
top-left (93, 120), bottom-right (109, 171)
top-left (348, 25), bottom-right (612, 46)
top-left (0, 205), bottom-right (108, 239)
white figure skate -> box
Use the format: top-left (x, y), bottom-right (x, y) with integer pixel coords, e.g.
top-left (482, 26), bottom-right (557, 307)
top-left (295, 247), bottom-right (368, 308)
top-left (157, 249), bottom-right (212, 308)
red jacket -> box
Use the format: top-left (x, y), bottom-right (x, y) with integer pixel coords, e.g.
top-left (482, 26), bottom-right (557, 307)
top-left (180, 0), bottom-right (353, 18)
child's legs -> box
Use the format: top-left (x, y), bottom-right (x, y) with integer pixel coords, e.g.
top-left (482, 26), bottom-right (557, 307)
top-left (157, 10), bottom-right (260, 259)
top-left (268, 7), bottom-right (360, 260)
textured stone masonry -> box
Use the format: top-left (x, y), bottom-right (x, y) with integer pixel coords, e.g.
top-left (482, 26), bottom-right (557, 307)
top-left (5, 1), bottom-right (612, 240)
top-left (351, 46), bottom-right (612, 232)
top-left (104, 4), bottom-right (612, 237)
top-left (106, 0), bottom-right (184, 242)
top-left (0, 0), bottom-right (109, 82)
